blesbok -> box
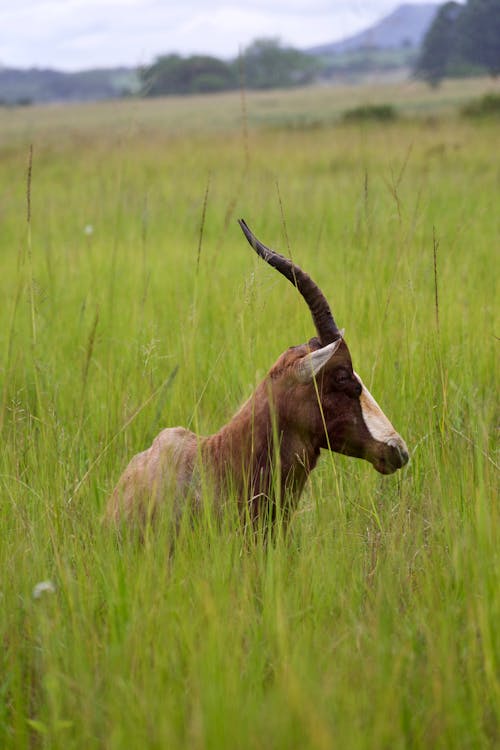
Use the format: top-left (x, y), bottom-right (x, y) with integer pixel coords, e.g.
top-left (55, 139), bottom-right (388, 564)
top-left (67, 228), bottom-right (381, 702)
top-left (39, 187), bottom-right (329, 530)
top-left (106, 219), bottom-right (408, 528)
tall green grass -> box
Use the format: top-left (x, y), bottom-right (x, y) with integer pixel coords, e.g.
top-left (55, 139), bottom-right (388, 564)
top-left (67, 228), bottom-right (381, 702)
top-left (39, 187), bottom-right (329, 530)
top-left (0, 84), bottom-right (498, 748)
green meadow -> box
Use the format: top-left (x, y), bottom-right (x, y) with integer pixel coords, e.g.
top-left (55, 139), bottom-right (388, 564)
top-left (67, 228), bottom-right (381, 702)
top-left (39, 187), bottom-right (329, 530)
top-left (1, 79), bottom-right (499, 748)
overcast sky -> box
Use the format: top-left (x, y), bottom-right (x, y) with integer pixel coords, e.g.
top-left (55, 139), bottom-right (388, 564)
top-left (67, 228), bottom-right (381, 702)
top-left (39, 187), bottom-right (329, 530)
top-left (1, 0), bottom-right (437, 71)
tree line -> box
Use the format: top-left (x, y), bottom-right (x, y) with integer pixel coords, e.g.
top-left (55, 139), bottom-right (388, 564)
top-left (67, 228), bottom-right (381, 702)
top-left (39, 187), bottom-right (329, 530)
top-left (140, 38), bottom-right (318, 96)
top-left (415, 0), bottom-right (500, 86)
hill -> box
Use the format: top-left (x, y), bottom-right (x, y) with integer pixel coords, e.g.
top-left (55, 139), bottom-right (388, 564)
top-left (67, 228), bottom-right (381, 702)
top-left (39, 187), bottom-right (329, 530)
top-left (0, 66), bottom-right (139, 105)
top-left (309, 3), bottom-right (440, 55)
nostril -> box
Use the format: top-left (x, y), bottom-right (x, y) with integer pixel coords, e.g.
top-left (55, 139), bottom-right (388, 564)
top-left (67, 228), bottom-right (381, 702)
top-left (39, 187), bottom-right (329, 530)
top-left (399, 446), bottom-right (409, 466)
top-left (387, 438), bottom-right (409, 468)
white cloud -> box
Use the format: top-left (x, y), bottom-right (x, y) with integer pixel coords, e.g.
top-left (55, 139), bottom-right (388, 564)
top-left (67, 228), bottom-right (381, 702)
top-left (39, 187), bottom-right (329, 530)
top-left (0, 0), bottom-right (437, 70)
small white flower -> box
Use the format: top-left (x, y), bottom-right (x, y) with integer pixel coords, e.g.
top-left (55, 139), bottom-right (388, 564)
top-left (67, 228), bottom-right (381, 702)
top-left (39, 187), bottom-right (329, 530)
top-left (32, 580), bottom-right (56, 599)
top-left (84, 224), bottom-right (94, 236)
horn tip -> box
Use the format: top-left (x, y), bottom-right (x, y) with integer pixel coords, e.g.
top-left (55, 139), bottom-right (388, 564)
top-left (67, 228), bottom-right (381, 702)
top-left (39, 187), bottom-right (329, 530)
top-left (238, 218), bottom-right (257, 249)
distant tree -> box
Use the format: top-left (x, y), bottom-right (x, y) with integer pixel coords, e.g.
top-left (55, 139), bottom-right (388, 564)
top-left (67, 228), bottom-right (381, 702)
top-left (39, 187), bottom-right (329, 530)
top-left (140, 40), bottom-right (319, 96)
top-left (456, 0), bottom-right (500, 77)
top-left (141, 54), bottom-right (237, 96)
top-left (414, 2), bottom-right (463, 86)
top-left (238, 38), bottom-right (318, 89)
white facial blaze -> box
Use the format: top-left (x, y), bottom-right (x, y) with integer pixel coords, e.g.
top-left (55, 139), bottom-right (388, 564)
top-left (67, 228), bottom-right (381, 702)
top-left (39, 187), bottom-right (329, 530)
top-left (354, 372), bottom-right (398, 444)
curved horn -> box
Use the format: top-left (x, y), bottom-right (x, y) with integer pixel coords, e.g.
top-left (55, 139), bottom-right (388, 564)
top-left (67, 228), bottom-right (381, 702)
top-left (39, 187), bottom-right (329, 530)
top-left (238, 219), bottom-right (341, 345)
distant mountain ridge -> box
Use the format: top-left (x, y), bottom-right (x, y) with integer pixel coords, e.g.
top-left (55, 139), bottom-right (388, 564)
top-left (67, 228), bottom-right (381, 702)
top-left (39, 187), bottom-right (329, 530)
top-left (0, 66), bottom-right (139, 105)
top-left (308, 3), bottom-right (440, 55)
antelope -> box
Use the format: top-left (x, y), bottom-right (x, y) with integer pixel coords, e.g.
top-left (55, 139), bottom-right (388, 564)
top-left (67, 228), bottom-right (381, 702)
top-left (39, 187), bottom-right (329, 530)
top-left (106, 219), bottom-right (408, 529)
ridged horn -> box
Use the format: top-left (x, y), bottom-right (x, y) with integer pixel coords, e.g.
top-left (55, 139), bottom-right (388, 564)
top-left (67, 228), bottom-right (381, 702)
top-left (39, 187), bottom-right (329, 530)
top-left (238, 219), bottom-right (341, 345)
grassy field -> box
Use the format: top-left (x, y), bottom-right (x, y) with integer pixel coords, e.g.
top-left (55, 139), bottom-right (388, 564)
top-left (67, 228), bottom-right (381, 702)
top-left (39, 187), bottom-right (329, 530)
top-left (1, 80), bottom-right (499, 749)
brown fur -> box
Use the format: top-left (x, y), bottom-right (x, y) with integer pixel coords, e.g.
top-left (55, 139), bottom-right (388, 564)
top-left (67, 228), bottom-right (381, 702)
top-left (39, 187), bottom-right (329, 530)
top-left (106, 337), bottom-right (408, 529)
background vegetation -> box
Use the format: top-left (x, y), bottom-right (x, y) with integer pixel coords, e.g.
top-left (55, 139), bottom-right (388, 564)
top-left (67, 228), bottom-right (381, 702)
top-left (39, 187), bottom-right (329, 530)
top-left (140, 38), bottom-right (319, 96)
top-left (415, 0), bottom-right (500, 85)
top-left (0, 78), bottom-right (498, 749)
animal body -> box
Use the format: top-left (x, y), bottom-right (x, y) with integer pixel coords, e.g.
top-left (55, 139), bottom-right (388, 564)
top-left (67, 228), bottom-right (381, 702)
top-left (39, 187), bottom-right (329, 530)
top-left (106, 220), bottom-right (408, 528)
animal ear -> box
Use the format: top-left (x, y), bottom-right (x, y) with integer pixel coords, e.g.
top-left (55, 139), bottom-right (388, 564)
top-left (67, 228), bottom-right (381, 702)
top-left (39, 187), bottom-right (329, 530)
top-left (295, 336), bottom-right (344, 383)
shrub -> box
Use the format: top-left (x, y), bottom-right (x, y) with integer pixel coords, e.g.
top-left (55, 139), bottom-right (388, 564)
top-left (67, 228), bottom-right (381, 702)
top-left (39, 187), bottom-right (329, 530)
top-left (461, 92), bottom-right (500, 117)
top-left (342, 103), bottom-right (398, 123)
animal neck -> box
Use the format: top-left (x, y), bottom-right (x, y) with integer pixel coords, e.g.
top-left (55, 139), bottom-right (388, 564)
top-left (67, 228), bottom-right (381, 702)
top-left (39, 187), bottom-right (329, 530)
top-left (203, 381), bottom-right (320, 520)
